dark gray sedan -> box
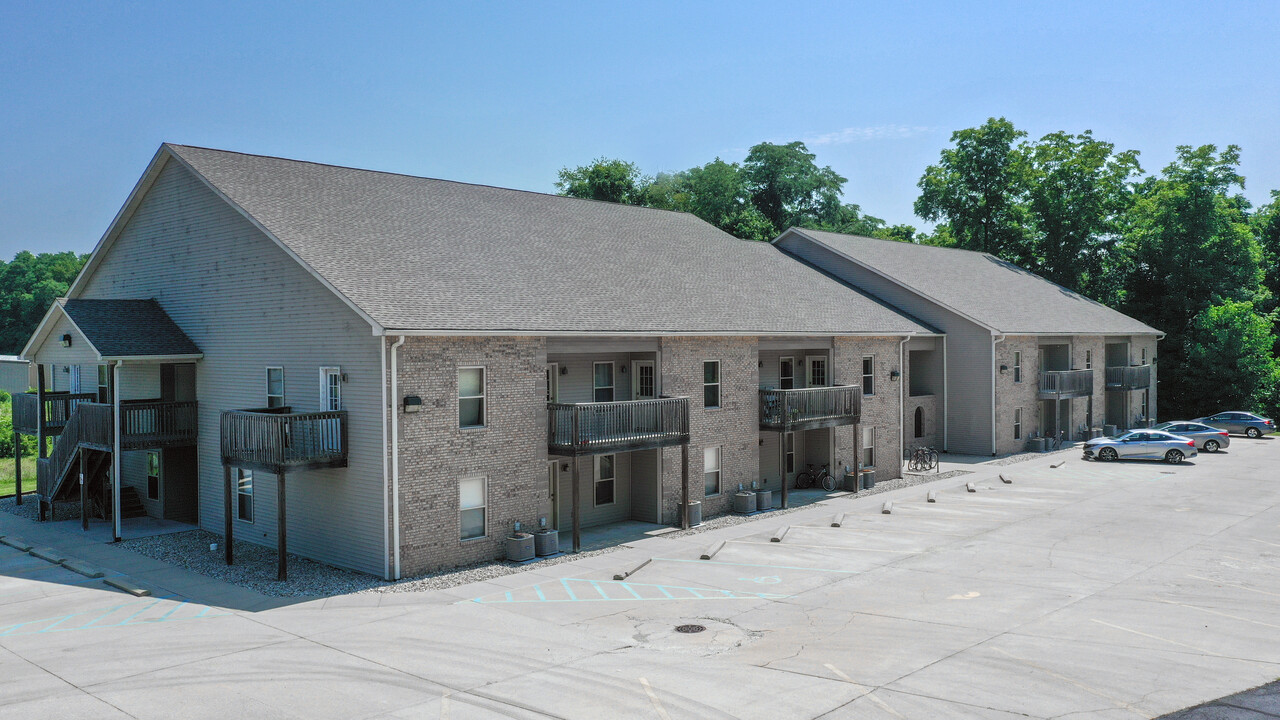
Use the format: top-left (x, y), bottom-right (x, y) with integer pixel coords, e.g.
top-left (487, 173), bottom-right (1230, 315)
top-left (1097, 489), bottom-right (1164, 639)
top-left (1152, 421), bottom-right (1231, 453)
top-left (1083, 430), bottom-right (1199, 464)
top-left (1193, 411), bottom-right (1276, 438)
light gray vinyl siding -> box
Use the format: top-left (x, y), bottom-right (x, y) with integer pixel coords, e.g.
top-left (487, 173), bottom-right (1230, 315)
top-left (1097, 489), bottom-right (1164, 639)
top-left (778, 236), bottom-right (992, 455)
top-left (629, 448), bottom-right (659, 523)
top-left (31, 314), bottom-right (101, 369)
top-left (75, 158), bottom-right (386, 576)
top-left (0, 360), bottom-right (33, 396)
top-left (556, 451), bottom-right (631, 531)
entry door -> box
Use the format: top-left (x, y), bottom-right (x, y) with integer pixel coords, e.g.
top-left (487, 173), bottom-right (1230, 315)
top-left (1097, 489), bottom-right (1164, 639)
top-left (319, 367), bottom-right (342, 452)
top-left (632, 361), bottom-right (656, 400)
top-left (806, 356), bottom-right (828, 388)
top-left (546, 364), bottom-right (559, 403)
top-left (546, 461), bottom-right (559, 529)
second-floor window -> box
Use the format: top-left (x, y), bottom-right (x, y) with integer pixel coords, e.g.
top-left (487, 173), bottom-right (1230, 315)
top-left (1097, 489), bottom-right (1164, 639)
top-left (704, 361), bottom-right (721, 408)
top-left (779, 357), bottom-right (794, 390)
top-left (1085, 350), bottom-right (1092, 369)
top-left (862, 356), bottom-right (875, 396)
top-left (459, 367), bottom-right (486, 428)
top-left (1013, 352), bottom-right (1022, 383)
top-left (96, 364), bottom-right (111, 403)
top-left (266, 367), bottom-right (285, 408)
top-left (593, 362), bottom-right (614, 403)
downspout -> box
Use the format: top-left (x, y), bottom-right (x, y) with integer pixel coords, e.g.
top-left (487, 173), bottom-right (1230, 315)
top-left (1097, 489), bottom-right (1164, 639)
top-left (380, 335), bottom-right (389, 580)
top-left (111, 360), bottom-right (122, 542)
top-left (390, 335), bottom-right (406, 580)
top-left (941, 334), bottom-right (949, 452)
top-left (898, 337), bottom-right (908, 475)
top-left (991, 335), bottom-right (1006, 456)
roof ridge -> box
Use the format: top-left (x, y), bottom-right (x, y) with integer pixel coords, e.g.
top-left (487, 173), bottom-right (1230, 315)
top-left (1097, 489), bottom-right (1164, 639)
top-left (163, 143), bottom-right (713, 223)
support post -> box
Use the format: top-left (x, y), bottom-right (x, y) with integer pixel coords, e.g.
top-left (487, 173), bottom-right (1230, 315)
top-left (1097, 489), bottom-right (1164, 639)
top-left (571, 456), bottom-right (581, 553)
top-left (12, 431), bottom-right (20, 506)
top-left (680, 442), bottom-right (690, 530)
top-left (80, 450), bottom-right (88, 531)
top-left (277, 472), bottom-right (287, 581)
top-left (223, 464), bottom-right (234, 565)
top-left (111, 361), bottom-right (122, 542)
top-left (36, 366), bottom-right (46, 520)
top-left (780, 394), bottom-right (789, 509)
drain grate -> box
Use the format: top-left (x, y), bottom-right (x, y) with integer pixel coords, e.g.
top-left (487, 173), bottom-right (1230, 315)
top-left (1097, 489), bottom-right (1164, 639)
top-left (675, 624), bottom-right (706, 634)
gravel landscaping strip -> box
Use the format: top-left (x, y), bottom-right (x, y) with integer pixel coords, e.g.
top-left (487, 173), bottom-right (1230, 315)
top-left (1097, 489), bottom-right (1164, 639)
top-left (986, 445), bottom-right (1078, 466)
top-left (0, 495), bottom-right (79, 522)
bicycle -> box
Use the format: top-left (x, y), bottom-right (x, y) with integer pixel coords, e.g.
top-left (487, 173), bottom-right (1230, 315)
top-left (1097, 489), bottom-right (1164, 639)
top-left (906, 446), bottom-right (939, 472)
top-left (795, 463), bottom-right (838, 492)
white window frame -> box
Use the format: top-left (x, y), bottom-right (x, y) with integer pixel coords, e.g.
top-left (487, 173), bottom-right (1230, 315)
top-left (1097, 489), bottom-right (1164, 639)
top-left (1141, 389), bottom-right (1149, 420)
top-left (594, 454), bottom-right (617, 507)
top-left (779, 356), bottom-right (795, 390)
top-left (236, 468), bottom-right (254, 523)
top-left (1014, 408), bottom-right (1022, 440)
top-left (266, 367), bottom-right (285, 409)
top-left (97, 364), bottom-right (111, 403)
top-left (783, 432), bottom-right (795, 475)
top-left (69, 365), bottom-right (82, 394)
top-left (704, 445), bottom-right (722, 497)
top-left (546, 363), bottom-right (559, 403)
top-left (1013, 352), bottom-right (1022, 383)
top-left (806, 355), bottom-right (828, 388)
top-left (632, 360), bottom-right (656, 400)
top-left (592, 362), bottom-right (615, 403)
top-left (1084, 350), bottom-right (1092, 370)
top-left (459, 475), bottom-right (487, 541)
top-left (861, 356), bottom-right (875, 396)
top-left (861, 426), bottom-right (875, 469)
top-left (146, 450), bottom-right (160, 501)
top-left (1141, 348), bottom-right (1147, 365)
top-left (703, 361), bottom-right (721, 409)
top-left (319, 366), bottom-right (342, 411)
top-left (458, 366), bottom-right (486, 429)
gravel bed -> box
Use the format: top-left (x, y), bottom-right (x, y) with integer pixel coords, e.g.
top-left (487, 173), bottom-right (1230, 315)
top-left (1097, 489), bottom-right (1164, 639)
top-left (986, 445), bottom-right (1078, 467)
top-left (0, 495), bottom-right (79, 522)
top-left (366, 544), bottom-right (623, 595)
top-left (902, 469), bottom-right (975, 482)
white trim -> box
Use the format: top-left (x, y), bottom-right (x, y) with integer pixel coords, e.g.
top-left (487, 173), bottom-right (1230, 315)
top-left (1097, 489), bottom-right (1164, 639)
top-left (458, 366), bottom-right (486, 428)
top-left (805, 355), bottom-right (828, 388)
top-left (390, 336), bottom-right (405, 579)
top-left (593, 454), bottom-right (617, 507)
top-left (546, 363), bottom-right (559, 403)
top-left (111, 361), bottom-right (122, 541)
top-left (547, 460), bottom-right (560, 529)
top-left (235, 467), bottom-right (255, 523)
top-left (1013, 407), bottom-right (1023, 440)
top-left (100, 353), bottom-right (204, 362)
top-left (703, 445), bottom-right (722, 497)
top-left (779, 356), bottom-right (795, 390)
top-left (459, 475), bottom-right (488, 541)
top-left (992, 335), bottom-right (1005, 455)
top-left (19, 301), bottom-right (103, 361)
top-left (861, 426), bottom-right (876, 469)
top-left (381, 328), bottom-right (946, 338)
top-left (861, 355), bottom-right (875, 396)
top-left (631, 360), bottom-right (655, 400)
top-left (592, 361), bottom-right (615, 403)
top-left (265, 366), bottom-right (285, 408)
top-left (380, 336), bottom-right (389, 580)
top-left (319, 366), bottom-right (342, 411)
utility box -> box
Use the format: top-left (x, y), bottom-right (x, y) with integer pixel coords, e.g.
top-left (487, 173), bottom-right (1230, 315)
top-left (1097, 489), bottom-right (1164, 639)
top-left (755, 489), bottom-right (772, 510)
top-left (733, 491), bottom-right (757, 514)
top-left (681, 501), bottom-right (702, 527)
top-left (861, 471), bottom-right (876, 490)
top-left (533, 530), bottom-right (558, 556)
top-left (844, 473), bottom-right (860, 492)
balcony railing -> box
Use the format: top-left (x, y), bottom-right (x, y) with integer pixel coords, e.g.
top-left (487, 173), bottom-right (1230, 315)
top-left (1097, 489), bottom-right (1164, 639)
top-left (11, 392), bottom-right (97, 435)
top-left (36, 402), bottom-right (112, 500)
top-left (119, 400), bottom-right (199, 450)
top-left (221, 407), bottom-right (348, 474)
top-left (1105, 365), bottom-right (1152, 391)
top-left (759, 385), bottom-right (861, 431)
top-left (548, 397), bottom-right (689, 456)
top-left (1038, 369), bottom-right (1093, 398)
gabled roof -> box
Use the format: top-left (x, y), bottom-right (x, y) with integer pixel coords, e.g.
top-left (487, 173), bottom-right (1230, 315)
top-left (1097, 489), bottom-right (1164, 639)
top-left (21, 299), bottom-right (202, 361)
top-left (88, 144), bottom-right (932, 337)
top-left (779, 228), bottom-right (1161, 336)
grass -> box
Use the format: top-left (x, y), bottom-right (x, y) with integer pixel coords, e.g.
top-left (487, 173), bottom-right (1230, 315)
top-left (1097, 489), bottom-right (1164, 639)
top-left (0, 455), bottom-right (38, 498)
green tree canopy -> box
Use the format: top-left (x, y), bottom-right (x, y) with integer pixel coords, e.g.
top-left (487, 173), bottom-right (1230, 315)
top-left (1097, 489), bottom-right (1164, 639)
top-left (1180, 301), bottom-right (1280, 417)
top-left (0, 250), bottom-right (88, 355)
top-left (554, 157), bottom-right (649, 205)
top-left (742, 141), bottom-right (846, 235)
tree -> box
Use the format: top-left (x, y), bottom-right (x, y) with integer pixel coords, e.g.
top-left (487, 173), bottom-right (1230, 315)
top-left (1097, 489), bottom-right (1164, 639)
top-left (1253, 190), bottom-right (1280, 348)
top-left (1023, 131), bottom-right (1141, 297)
top-left (742, 141), bottom-right (846, 235)
top-left (914, 117), bottom-right (1030, 258)
top-left (554, 158), bottom-right (649, 205)
top-left (0, 250), bottom-right (88, 354)
top-left (1180, 301), bottom-right (1279, 417)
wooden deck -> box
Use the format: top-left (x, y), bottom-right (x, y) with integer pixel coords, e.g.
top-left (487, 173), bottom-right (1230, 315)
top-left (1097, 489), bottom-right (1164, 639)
top-left (758, 385), bottom-right (861, 432)
top-left (548, 397), bottom-right (689, 457)
top-left (220, 407), bottom-right (348, 474)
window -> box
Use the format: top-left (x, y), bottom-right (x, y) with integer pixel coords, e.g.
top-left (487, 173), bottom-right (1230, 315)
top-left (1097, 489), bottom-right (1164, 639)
top-left (1013, 352), bottom-right (1022, 383)
top-left (595, 454), bottom-right (616, 506)
top-left (459, 367), bottom-right (486, 428)
top-left (861, 426), bottom-right (875, 468)
top-left (320, 367), bottom-right (341, 411)
top-left (545, 364), bottom-right (559, 402)
top-left (1141, 389), bottom-right (1149, 420)
top-left (266, 367), bottom-right (285, 408)
top-left (1013, 408), bottom-right (1022, 440)
top-left (459, 476), bottom-right (486, 540)
top-left (779, 357), bottom-right (794, 390)
top-left (146, 451), bottom-right (160, 500)
top-left (862, 356), bottom-right (875, 396)
top-left (69, 365), bottom-right (82, 394)
top-left (96, 364), bottom-right (111, 404)
top-left (704, 446), bottom-right (721, 496)
top-left (1141, 348), bottom-right (1147, 364)
top-left (1085, 350), bottom-right (1092, 370)
top-left (806, 356), bottom-right (828, 387)
top-left (784, 432), bottom-right (795, 474)
top-left (593, 362), bottom-right (614, 403)
top-left (703, 361), bottom-right (721, 408)
top-left (236, 468), bottom-right (253, 522)
top-left (915, 406), bottom-right (924, 438)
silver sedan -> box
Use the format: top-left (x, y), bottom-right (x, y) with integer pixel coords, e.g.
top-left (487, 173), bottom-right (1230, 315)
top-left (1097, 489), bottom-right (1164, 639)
top-left (1082, 430), bottom-right (1199, 464)
top-left (1152, 421), bottom-right (1231, 453)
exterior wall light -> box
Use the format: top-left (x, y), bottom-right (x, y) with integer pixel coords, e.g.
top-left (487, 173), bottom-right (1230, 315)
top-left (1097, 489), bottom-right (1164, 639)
top-left (403, 396), bottom-right (422, 413)
top-left (61, 334), bottom-right (72, 348)
top-left (890, 370), bottom-right (901, 381)
top-left (559, 366), bottom-right (568, 376)
top-left (999, 364), bottom-right (1009, 374)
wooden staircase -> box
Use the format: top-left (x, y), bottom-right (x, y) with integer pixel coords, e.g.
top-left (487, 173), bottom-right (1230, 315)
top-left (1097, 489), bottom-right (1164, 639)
top-left (118, 487), bottom-right (147, 519)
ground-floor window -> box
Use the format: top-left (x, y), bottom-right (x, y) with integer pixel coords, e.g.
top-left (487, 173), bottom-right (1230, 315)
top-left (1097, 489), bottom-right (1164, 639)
top-left (236, 468), bottom-right (253, 522)
top-left (146, 451), bottom-right (160, 500)
top-left (704, 446), bottom-right (721, 496)
top-left (594, 454), bottom-right (616, 506)
top-left (914, 407), bottom-right (924, 438)
top-left (861, 427), bottom-right (875, 469)
top-left (460, 475), bottom-right (486, 540)
top-left (1141, 389), bottom-right (1149, 420)
top-left (784, 432), bottom-right (795, 474)
top-left (1013, 408), bottom-right (1022, 440)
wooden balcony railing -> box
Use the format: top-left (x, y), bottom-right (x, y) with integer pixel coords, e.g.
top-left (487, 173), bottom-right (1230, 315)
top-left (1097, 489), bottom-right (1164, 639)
top-left (36, 402), bottom-right (113, 500)
top-left (119, 400), bottom-right (199, 450)
top-left (12, 392), bottom-right (97, 435)
top-left (759, 385), bottom-right (862, 431)
top-left (1038, 369), bottom-right (1094, 398)
top-left (220, 407), bottom-right (348, 474)
top-left (1105, 365), bottom-right (1152, 391)
top-left (548, 397), bottom-right (689, 456)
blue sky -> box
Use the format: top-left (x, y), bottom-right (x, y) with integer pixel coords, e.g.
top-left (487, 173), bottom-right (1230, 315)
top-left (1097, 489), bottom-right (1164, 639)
top-left (3, 1), bottom-right (1278, 259)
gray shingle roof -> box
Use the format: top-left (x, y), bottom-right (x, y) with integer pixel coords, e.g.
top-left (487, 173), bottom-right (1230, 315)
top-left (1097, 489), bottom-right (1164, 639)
top-left (786, 228), bottom-right (1161, 335)
top-left (60, 299), bottom-right (202, 358)
top-left (163, 144), bottom-right (934, 336)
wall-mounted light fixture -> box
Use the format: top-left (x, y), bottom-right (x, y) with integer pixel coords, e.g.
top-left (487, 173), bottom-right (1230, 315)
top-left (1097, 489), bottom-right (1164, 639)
top-left (560, 461), bottom-right (570, 472)
top-left (559, 366), bottom-right (568, 376)
top-left (889, 370), bottom-right (901, 381)
top-left (60, 334), bottom-right (72, 348)
top-left (403, 396), bottom-right (422, 414)
top-left (758, 360), bottom-right (763, 368)
top-left (619, 364), bottom-right (626, 373)
top-left (341, 373), bottom-right (349, 382)
top-left (999, 364), bottom-right (1009, 374)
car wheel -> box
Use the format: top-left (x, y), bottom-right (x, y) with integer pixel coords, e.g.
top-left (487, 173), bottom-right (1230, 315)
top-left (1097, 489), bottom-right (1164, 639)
top-left (1164, 449), bottom-right (1184, 464)
top-left (1099, 447), bottom-right (1118, 461)
top-left (1204, 439), bottom-right (1220, 453)
top-left (1247, 427), bottom-right (1261, 438)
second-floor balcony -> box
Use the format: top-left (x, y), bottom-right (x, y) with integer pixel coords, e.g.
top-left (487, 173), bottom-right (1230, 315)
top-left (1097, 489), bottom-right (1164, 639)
top-left (11, 391), bottom-right (97, 436)
top-left (1105, 365), bottom-right (1152, 391)
top-left (220, 407), bottom-right (348, 474)
top-left (548, 397), bottom-right (690, 456)
top-left (1038, 369), bottom-right (1094, 399)
top-left (759, 385), bottom-right (861, 432)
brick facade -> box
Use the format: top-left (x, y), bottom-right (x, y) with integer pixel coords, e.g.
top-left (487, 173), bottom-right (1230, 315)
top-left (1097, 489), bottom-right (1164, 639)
top-left (834, 337), bottom-right (904, 481)
top-left (995, 336), bottom-right (1040, 455)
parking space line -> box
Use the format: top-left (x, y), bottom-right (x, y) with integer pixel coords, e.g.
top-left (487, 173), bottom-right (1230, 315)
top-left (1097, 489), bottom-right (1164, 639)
top-left (1090, 618), bottom-right (1225, 658)
top-left (639, 678), bottom-right (672, 720)
top-left (1151, 598), bottom-right (1280, 630)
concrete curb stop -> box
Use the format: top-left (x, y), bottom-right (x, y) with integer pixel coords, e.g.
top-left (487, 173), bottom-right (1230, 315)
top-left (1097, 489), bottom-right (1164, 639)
top-left (831, 513), bottom-right (845, 528)
top-left (881, 502), bottom-right (892, 514)
top-left (1, 536), bottom-right (34, 552)
top-left (613, 558), bottom-right (652, 581)
top-left (30, 547), bottom-right (68, 564)
top-left (771, 526), bottom-right (789, 543)
top-left (61, 559), bottom-right (106, 579)
top-left (701, 541), bottom-right (725, 560)
top-left (927, 491), bottom-right (937, 503)
top-left (1000, 474), bottom-right (1012, 484)
top-left (103, 577), bottom-right (152, 597)
top-left (966, 482), bottom-right (976, 493)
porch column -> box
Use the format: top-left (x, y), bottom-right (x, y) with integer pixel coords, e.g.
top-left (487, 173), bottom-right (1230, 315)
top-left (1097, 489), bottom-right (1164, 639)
top-left (223, 464), bottom-right (234, 565)
top-left (111, 361), bottom-right (122, 542)
top-left (11, 430), bottom-right (20, 506)
top-left (80, 450), bottom-right (88, 531)
top-left (680, 443), bottom-right (689, 530)
top-left (35, 366), bottom-right (46, 518)
top-left (571, 456), bottom-right (580, 552)
top-left (780, 394), bottom-right (789, 509)
top-left (277, 472), bottom-right (287, 581)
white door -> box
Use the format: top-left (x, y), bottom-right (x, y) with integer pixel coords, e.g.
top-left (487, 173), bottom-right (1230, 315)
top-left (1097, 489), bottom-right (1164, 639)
top-left (806, 356), bottom-right (828, 387)
top-left (632, 361), bottom-right (656, 400)
top-left (546, 363), bottom-right (559, 403)
top-left (69, 365), bottom-right (82, 394)
top-left (319, 367), bottom-right (342, 452)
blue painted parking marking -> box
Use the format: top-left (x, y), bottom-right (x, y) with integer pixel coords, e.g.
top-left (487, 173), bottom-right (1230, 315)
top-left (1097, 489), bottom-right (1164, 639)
top-left (0, 595), bottom-right (230, 636)
top-left (468, 577), bottom-right (788, 604)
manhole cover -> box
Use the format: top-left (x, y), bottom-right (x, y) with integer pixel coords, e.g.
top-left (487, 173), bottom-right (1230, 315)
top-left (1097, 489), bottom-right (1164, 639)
top-left (675, 624), bottom-right (706, 634)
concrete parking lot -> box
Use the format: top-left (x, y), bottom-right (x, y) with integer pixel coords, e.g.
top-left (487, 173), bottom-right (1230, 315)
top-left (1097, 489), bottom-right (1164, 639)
top-left (3, 439), bottom-right (1279, 719)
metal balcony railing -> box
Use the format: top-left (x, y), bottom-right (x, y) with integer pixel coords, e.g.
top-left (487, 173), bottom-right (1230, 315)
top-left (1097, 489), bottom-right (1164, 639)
top-left (759, 385), bottom-right (861, 431)
top-left (1105, 365), bottom-right (1152, 391)
top-left (1038, 369), bottom-right (1094, 398)
top-left (548, 397), bottom-right (689, 456)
